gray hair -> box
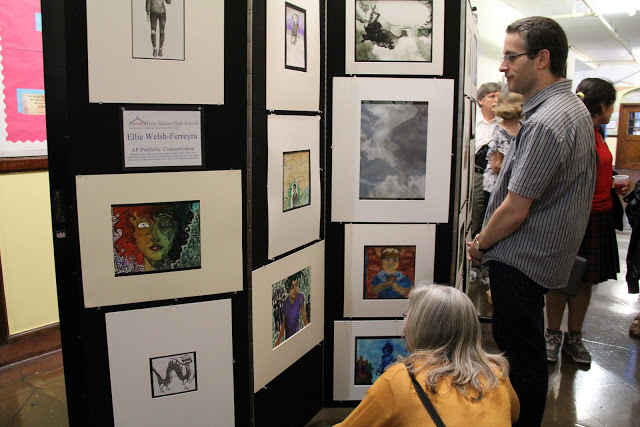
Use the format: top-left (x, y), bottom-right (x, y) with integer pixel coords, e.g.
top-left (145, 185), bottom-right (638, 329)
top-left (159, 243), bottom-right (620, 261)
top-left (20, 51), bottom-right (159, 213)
top-left (400, 282), bottom-right (509, 402)
top-left (477, 82), bottom-right (502, 102)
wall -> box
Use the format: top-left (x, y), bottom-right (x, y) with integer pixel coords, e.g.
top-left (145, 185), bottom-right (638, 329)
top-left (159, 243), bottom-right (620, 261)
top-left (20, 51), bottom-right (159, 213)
top-left (472, 0), bottom-right (523, 88)
top-left (0, 171), bottom-right (58, 334)
top-left (621, 88), bottom-right (640, 103)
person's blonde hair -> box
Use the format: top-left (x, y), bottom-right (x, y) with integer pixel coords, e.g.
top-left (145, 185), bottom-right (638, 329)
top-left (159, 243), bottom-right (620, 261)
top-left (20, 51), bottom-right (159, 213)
top-left (400, 282), bottom-right (509, 402)
top-left (496, 92), bottom-right (525, 120)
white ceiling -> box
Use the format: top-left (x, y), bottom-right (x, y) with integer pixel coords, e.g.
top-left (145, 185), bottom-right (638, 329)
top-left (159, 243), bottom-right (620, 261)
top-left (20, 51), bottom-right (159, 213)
top-left (500, 0), bottom-right (640, 85)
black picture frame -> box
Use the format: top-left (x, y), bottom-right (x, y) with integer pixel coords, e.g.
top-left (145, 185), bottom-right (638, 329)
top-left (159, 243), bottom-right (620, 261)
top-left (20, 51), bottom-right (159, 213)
top-left (149, 351), bottom-right (198, 398)
top-left (284, 2), bottom-right (308, 72)
top-left (282, 149), bottom-right (311, 213)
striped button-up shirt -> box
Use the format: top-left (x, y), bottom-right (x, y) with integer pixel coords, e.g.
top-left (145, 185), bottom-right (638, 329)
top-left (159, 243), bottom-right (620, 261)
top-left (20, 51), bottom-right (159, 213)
top-left (482, 80), bottom-right (596, 289)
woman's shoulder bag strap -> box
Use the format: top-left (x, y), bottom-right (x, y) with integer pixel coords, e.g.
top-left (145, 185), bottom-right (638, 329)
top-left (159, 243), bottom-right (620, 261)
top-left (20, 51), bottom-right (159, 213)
top-left (406, 366), bottom-right (446, 427)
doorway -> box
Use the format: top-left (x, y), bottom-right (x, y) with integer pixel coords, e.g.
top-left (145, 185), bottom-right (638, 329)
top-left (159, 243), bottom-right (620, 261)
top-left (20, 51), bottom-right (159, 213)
top-left (615, 103), bottom-right (640, 170)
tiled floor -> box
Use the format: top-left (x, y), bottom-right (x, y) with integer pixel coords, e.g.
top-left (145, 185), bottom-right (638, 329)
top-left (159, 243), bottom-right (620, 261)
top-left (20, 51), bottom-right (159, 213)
top-left (1, 226), bottom-right (639, 426)
top-left (0, 350), bottom-right (67, 426)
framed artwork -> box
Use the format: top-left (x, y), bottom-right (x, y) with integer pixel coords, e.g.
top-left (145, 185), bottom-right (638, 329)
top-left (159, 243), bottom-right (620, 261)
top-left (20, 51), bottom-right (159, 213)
top-left (112, 201), bottom-right (201, 276)
top-left (459, 97), bottom-right (472, 214)
top-left (268, 115), bottom-right (320, 259)
top-left (455, 261), bottom-right (464, 291)
top-left (467, 99), bottom-right (476, 221)
top-left (331, 77), bottom-right (454, 223)
top-left (284, 2), bottom-right (307, 72)
top-left (266, 0), bottom-right (320, 111)
top-left (252, 241), bottom-right (325, 392)
top-left (363, 246), bottom-right (416, 298)
top-left (86, 1), bottom-right (224, 104)
top-left (466, 179), bottom-right (473, 238)
top-left (345, 0), bottom-right (444, 76)
top-left (464, 227), bottom-right (473, 294)
top-left (282, 150), bottom-right (311, 212)
top-left (131, 0), bottom-right (185, 61)
top-left (456, 206), bottom-right (468, 287)
top-left (354, 337), bottom-right (408, 385)
top-left (359, 101), bottom-right (428, 200)
top-left (334, 320), bottom-right (405, 400)
top-left (470, 98), bottom-right (477, 140)
top-left (344, 224), bottom-right (435, 318)
top-left (149, 352), bottom-right (197, 398)
top-left (272, 266), bottom-right (311, 349)
top-left (463, 1), bottom-right (478, 99)
top-left (76, 170), bottom-right (242, 307)
top-left (106, 299), bottom-right (234, 425)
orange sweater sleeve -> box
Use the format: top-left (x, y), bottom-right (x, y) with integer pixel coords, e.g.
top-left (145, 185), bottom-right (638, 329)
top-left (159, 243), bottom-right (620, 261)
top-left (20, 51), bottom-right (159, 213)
top-left (506, 376), bottom-right (520, 423)
top-left (334, 374), bottom-right (396, 427)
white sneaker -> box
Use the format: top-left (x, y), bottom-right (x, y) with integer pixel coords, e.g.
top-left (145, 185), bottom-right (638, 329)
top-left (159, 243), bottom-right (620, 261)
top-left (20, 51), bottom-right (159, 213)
top-left (545, 329), bottom-right (563, 363)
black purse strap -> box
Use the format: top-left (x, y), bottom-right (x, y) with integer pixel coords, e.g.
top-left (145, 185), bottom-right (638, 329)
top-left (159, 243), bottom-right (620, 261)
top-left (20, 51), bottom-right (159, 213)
top-left (407, 368), bottom-right (446, 427)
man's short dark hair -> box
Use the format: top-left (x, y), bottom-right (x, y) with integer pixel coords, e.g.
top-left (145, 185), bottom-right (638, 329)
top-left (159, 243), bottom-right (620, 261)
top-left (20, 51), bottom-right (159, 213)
top-left (506, 17), bottom-right (568, 78)
top-left (477, 82), bottom-right (502, 101)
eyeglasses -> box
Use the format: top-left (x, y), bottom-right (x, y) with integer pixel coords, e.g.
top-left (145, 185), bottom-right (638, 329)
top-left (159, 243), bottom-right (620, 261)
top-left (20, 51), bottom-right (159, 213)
top-left (500, 52), bottom-right (531, 64)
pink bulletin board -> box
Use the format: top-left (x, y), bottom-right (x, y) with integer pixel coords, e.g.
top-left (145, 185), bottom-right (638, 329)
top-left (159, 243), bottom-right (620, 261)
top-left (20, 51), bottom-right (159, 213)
top-left (0, 0), bottom-right (47, 157)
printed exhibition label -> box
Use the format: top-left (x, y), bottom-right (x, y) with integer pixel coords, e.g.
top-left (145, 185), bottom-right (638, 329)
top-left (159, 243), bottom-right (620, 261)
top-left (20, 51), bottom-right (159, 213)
top-left (122, 109), bottom-right (202, 169)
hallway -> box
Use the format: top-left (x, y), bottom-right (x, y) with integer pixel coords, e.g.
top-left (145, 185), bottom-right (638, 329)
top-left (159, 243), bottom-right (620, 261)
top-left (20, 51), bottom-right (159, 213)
top-left (463, 223), bottom-right (640, 426)
top-left (539, 223), bottom-right (640, 426)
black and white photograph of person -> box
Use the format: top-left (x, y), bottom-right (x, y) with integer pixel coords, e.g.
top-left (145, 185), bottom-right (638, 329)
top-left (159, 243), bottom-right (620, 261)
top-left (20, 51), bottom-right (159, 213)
top-left (360, 101), bottom-right (429, 200)
top-left (354, 0), bottom-right (433, 63)
top-left (131, 0), bottom-right (185, 61)
top-left (284, 2), bottom-right (307, 71)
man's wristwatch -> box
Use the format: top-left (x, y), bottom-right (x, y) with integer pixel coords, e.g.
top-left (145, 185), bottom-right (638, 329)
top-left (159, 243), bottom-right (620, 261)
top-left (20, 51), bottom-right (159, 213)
top-left (473, 236), bottom-right (486, 252)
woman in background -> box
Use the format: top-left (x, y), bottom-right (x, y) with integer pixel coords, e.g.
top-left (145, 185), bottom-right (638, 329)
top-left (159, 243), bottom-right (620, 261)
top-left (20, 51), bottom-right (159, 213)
top-left (545, 78), bottom-right (628, 364)
top-left (336, 283), bottom-right (519, 426)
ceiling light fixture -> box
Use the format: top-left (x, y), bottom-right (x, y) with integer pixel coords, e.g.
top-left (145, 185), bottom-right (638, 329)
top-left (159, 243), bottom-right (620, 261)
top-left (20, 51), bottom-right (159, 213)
top-left (582, 0), bottom-right (640, 64)
top-left (586, 0), bottom-right (639, 16)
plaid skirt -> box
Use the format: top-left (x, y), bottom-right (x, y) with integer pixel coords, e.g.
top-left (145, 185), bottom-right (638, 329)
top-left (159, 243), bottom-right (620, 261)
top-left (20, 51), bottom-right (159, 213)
top-left (577, 211), bottom-right (619, 284)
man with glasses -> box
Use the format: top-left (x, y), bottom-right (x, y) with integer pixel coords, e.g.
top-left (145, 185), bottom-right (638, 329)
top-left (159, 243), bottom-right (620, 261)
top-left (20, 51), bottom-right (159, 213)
top-left (467, 17), bottom-right (595, 426)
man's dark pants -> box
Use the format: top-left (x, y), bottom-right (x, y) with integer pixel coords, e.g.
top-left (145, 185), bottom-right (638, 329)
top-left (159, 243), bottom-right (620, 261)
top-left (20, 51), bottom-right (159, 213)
top-left (488, 260), bottom-right (548, 427)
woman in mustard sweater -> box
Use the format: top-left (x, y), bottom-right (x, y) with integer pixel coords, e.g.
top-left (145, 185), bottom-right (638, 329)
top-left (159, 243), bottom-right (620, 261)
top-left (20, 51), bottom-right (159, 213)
top-left (337, 283), bottom-right (519, 426)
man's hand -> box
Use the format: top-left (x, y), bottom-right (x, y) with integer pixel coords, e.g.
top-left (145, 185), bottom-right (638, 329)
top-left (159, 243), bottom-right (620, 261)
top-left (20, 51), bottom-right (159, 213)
top-left (467, 238), bottom-right (483, 265)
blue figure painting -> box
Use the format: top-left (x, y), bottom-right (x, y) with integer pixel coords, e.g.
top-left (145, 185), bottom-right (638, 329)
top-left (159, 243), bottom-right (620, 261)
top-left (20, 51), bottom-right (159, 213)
top-left (354, 337), bottom-right (408, 385)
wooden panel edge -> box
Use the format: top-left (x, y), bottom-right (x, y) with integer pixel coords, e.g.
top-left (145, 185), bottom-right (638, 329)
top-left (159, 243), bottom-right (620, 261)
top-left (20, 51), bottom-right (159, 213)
top-left (0, 156), bottom-right (48, 173)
